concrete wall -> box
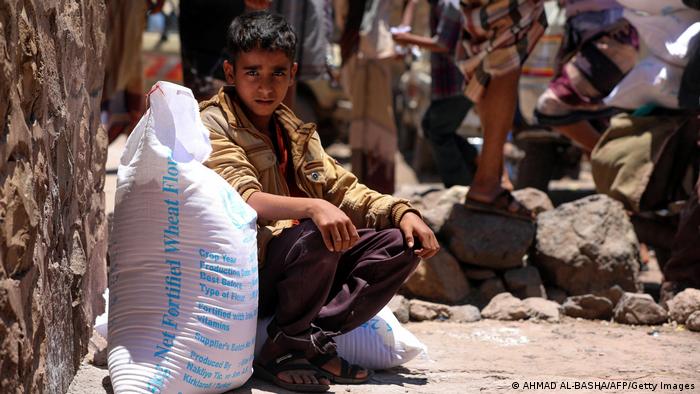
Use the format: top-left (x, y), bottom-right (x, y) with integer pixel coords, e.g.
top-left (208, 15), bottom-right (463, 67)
top-left (0, 1), bottom-right (108, 392)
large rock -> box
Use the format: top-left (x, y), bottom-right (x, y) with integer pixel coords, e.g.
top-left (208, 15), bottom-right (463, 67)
top-left (504, 266), bottom-right (546, 299)
top-left (86, 330), bottom-right (108, 367)
top-left (387, 295), bottom-right (410, 324)
top-left (594, 285), bottom-right (625, 307)
top-left (561, 295), bottom-right (614, 320)
top-left (394, 185), bottom-right (446, 214)
top-left (478, 278), bottom-right (507, 304)
top-left (686, 311), bottom-right (700, 332)
top-left (0, 2), bottom-right (107, 393)
top-left (523, 298), bottom-right (560, 322)
top-left (511, 188), bottom-right (554, 216)
top-left (419, 186), bottom-right (469, 233)
top-left (409, 299), bottom-right (451, 321)
top-left (462, 265), bottom-right (497, 281)
top-left (533, 195), bottom-right (641, 295)
top-left (448, 305), bottom-right (482, 323)
top-left (666, 288), bottom-right (700, 324)
top-left (613, 293), bottom-right (668, 325)
top-left (404, 248), bottom-right (470, 304)
top-left (442, 205), bottom-right (535, 269)
top-left (481, 293), bottom-right (529, 321)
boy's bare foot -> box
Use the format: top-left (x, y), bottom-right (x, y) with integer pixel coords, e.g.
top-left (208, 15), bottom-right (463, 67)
top-left (254, 338), bottom-right (331, 392)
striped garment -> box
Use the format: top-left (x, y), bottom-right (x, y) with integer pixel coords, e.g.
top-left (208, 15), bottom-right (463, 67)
top-left (430, 0), bottom-right (466, 100)
top-left (455, 0), bottom-right (548, 103)
top-left (536, 7), bottom-right (639, 120)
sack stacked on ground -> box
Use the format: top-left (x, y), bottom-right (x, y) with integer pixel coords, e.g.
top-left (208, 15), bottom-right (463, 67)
top-left (605, 4), bottom-right (700, 109)
top-left (604, 56), bottom-right (684, 109)
top-left (255, 307), bottom-right (427, 370)
top-left (617, 0), bottom-right (695, 24)
top-left (108, 81), bottom-right (259, 394)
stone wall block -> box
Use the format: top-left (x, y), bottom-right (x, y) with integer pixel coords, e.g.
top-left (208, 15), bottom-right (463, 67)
top-left (0, 2), bottom-right (107, 392)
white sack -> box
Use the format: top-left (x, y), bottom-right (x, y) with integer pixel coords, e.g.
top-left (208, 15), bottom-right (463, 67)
top-left (108, 81), bottom-right (259, 394)
top-left (604, 56), bottom-right (684, 109)
top-left (623, 9), bottom-right (700, 67)
top-left (255, 307), bottom-right (427, 370)
top-left (617, 0), bottom-right (691, 15)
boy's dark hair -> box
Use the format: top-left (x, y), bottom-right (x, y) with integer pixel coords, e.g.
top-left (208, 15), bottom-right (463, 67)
top-left (226, 11), bottom-right (297, 63)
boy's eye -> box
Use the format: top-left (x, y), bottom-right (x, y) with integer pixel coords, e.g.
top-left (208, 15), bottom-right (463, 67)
top-left (273, 71), bottom-right (286, 77)
top-left (246, 70), bottom-right (259, 76)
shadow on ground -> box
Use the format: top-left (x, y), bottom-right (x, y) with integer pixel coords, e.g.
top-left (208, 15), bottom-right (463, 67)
top-left (95, 365), bottom-right (427, 394)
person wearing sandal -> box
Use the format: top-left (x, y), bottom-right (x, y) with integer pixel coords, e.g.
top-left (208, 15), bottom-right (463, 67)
top-left (453, 0), bottom-right (550, 221)
top-left (201, 12), bottom-right (440, 392)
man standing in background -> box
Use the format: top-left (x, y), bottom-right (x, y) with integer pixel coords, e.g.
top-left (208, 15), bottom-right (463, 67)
top-left (337, 0), bottom-right (401, 194)
top-left (393, 0), bottom-right (479, 187)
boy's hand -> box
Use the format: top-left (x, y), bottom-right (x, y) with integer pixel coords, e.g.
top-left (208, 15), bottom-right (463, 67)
top-left (399, 212), bottom-right (439, 259)
top-left (308, 199), bottom-right (360, 252)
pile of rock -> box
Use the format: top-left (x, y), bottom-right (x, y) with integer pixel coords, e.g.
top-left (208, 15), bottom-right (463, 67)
top-left (396, 288), bottom-right (700, 332)
top-left (397, 187), bottom-right (641, 307)
top-left (559, 287), bottom-right (700, 329)
top-left (395, 186), bottom-right (700, 331)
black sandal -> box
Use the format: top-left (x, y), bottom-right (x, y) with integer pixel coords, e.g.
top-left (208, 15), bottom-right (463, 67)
top-left (309, 352), bottom-right (374, 385)
top-left (253, 350), bottom-right (330, 393)
top-left (465, 190), bottom-right (535, 222)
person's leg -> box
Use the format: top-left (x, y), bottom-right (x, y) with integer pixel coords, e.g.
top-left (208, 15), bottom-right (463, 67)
top-left (346, 57), bottom-right (397, 194)
top-left (257, 221), bottom-right (339, 387)
top-left (258, 221), bottom-right (417, 383)
top-left (259, 220), bottom-right (343, 345)
top-left (316, 227), bottom-right (418, 331)
top-left (467, 69), bottom-right (528, 213)
top-left (553, 120), bottom-right (600, 153)
top-left (422, 96), bottom-right (477, 187)
top-left (309, 227), bottom-right (419, 378)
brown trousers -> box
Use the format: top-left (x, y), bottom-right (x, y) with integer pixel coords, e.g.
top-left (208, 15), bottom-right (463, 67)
top-left (260, 220), bottom-right (418, 354)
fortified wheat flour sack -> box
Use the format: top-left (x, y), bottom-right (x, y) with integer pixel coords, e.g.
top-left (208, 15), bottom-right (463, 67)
top-left (108, 81), bottom-right (259, 394)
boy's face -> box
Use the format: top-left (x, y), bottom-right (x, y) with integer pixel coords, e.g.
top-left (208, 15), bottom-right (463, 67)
top-left (223, 49), bottom-right (297, 126)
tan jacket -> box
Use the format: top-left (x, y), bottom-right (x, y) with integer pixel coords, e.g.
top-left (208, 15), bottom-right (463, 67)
top-left (201, 87), bottom-right (417, 266)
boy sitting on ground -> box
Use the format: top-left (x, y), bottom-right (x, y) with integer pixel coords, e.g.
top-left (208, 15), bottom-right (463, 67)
top-left (201, 11), bottom-right (439, 393)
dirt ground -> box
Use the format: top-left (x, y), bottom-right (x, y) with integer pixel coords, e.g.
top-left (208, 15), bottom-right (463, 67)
top-left (68, 318), bottom-right (700, 394)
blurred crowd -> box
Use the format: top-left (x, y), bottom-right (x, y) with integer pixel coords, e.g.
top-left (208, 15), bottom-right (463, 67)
top-left (101, 0), bottom-right (700, 294)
